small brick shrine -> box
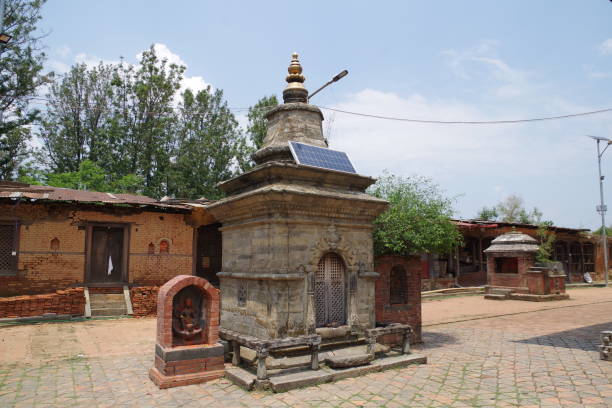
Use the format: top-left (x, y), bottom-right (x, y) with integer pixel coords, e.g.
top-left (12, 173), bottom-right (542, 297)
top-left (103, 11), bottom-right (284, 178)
top-left (484, 230), bottom-right (569, 301)
top-left (374, 255), bottom-right (422, 343)
top-left (149, 275), bottom-right (224, 388)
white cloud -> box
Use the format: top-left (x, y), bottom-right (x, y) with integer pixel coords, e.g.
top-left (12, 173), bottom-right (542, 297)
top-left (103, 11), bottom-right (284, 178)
top-left (443, 41), bottom-right (532, 99)
top-left (137, 43), bottom-right (211, 100)
top-left (598, 38), bottom-right (612, 55)
top-left (326, 43), bottom-right (612, 228)
top-left (56, 45), bottom-right (71, 58)
top-left (74, 53), bottom-right (120, 67)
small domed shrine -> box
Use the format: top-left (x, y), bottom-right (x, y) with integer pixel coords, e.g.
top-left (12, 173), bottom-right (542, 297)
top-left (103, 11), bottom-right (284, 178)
top-left (484, 230), bottom-right (569, 301)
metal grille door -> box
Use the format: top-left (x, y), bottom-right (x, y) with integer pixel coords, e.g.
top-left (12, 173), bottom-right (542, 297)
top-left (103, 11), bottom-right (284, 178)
top-left (315, 253), bottom-right (346, 327)
top-left (0, 224), bottom-right (17, 274)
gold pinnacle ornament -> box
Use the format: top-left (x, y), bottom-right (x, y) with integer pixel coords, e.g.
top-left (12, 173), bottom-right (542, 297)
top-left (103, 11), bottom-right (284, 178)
top-left (283, 52), bottom-right (308, 103)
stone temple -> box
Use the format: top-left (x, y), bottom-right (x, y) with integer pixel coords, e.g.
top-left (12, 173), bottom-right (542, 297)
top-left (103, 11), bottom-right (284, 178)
top-left (207, 54), bottom-right (389, 340)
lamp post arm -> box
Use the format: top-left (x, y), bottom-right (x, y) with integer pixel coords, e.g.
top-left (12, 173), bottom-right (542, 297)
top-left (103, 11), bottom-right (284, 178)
top-left (308, 79), bottom-right (334, 102)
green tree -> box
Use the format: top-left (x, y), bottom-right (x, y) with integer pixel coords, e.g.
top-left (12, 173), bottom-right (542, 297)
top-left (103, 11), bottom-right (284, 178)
top-left (39, 63), bottom-right (115, 172)
top-left (0, 126), bottom-right (31, 179)
top-left (369, 173), bottom-right (463, 256)
top-left (0, 0), bottom-right (49, 179)
top-left (41, 160), bottom-right (143, 193)
top-left (535, 223), bottom-right (555, 264)
top-left (246, 95), bottom-right (278, 149)
top-left (169, 87), bottom-right (243, 200)
top-left (476, 206), bottom-right (498, 221)
top-left (493, 194), bottom-right (544, 224)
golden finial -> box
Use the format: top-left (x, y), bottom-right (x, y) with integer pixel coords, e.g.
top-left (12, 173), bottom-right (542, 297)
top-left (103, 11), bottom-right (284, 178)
top-left (286, 52), bottom-right (305, 84)
top-left (283, 52), bottom-right (308, 103)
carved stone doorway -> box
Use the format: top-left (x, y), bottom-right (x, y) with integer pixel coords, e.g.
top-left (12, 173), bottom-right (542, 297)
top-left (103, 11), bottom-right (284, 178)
top-left (315, 253), bottom-right (346, 327)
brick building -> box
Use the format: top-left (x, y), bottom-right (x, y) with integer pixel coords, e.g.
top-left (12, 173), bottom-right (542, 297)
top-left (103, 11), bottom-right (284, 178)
top-left (423, 220), bottom-right (601, 288)
top-left (0, 182), bottom-right (221, 302)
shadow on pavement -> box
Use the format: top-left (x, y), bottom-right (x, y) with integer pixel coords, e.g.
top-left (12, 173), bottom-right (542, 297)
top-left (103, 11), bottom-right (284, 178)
top-left (514, 322), bottom-right (612, 351)
top-left (419, 330), bottom-right (460, 349)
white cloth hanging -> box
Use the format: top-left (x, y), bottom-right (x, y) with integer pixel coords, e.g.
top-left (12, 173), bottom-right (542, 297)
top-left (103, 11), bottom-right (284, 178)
top-left (107, 255), bottom-right (113, 276)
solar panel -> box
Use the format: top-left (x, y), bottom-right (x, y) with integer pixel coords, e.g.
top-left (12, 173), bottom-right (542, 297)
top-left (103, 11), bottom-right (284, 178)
top-left (288, 141), bottom-right (356, 174)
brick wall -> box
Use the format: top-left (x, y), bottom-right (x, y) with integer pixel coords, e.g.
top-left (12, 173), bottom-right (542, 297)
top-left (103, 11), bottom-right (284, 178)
top-left (487, 253), bottom-right (533, 289)
top-left (0, 203), bottom-right (195, 296)
top-left (0, 288), bottom-right (85, 318)
top-left (374, 255), bottom-right (422, 343)
top-left (130, 286), bottom-right (159, 317)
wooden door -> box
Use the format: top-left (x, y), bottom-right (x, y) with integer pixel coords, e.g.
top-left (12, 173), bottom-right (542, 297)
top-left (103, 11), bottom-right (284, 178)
top-left (196, 224), bottom-right (222, 287)
top-left (89, 226), bottom-right (124, 283)
top-left (314, 253), bottom-right (346, 328)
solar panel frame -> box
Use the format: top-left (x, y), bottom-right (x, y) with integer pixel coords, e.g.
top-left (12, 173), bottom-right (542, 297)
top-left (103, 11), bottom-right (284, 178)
top-left (288, 141), bottom-right (357, 174)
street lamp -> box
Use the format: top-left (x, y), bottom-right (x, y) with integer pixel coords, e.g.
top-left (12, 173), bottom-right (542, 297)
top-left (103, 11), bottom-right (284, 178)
top-left (588, 135), bottom-right (612, 287)
top-left (308, 69), bottom-right (348, 102)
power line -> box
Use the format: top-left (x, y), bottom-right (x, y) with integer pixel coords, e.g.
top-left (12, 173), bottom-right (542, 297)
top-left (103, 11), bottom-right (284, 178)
top-left (317, 106), bottom-right (612, 125)
top-left (24, 96), bottom-right (612, 125)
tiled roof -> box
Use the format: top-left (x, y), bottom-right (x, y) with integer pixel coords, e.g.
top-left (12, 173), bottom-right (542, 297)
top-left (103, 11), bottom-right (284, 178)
top-left (0, 181), bottom-right (190, 211)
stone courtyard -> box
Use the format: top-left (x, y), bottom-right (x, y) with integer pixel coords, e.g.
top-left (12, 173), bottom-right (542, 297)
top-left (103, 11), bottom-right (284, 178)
top-left (0, 287), bottom-right (610, 407)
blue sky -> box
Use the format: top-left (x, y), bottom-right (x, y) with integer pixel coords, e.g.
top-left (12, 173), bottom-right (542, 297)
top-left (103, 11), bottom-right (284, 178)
top-left (38, 1), bottom-right (612, 229)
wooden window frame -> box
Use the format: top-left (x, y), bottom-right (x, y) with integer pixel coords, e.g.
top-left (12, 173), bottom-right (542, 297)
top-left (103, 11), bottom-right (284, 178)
top-left (0, 221), bottom-right (20, 276)
top-left (84, 222), bottom-right (130, 285)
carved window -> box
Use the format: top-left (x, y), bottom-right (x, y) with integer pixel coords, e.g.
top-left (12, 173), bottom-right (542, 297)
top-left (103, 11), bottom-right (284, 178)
top-left (315, 253), bottom-right (346, 327)
top-left (237, 283), bottom-right (247, 307)
top-left (389, 265), bottom-right (408, 304)
top-left (147, 242), bottom-right (155, 254)
top-left (0, 223), bottom-right (19, 276)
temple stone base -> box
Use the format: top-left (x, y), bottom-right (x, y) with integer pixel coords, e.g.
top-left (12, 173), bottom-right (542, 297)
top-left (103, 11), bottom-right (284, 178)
top-left (149, 343), bottom-right (225, 388)
top-left (226, 351), bottom-right (427, 392)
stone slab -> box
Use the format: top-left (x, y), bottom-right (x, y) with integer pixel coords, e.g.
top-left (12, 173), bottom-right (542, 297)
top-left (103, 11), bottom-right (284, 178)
top-left (268, 370), bottom-right (332, 393)
top-left (508, 293), bottom-right (570, 302)
top-left (225, 367), bottom-right (257, 390)
top-left (325, 353), bottom-right (373, 368)
top-left (149, 366), bottom-right (224, 389)
top-left (155, 343), bottom-right (224, 362)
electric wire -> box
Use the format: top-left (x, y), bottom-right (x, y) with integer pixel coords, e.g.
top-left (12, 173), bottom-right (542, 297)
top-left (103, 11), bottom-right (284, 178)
top-left (22, 96), bottom-right (612, 125)
top-left (316, 106), bottom-right (612, 125)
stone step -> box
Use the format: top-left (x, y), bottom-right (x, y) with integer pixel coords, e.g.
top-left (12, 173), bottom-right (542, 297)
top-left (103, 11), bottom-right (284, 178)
top-left (89, 294), bottom-right (125, 301)
top-left (90, 307), bottom-right (127, 316)
top-left (484, 293), bottom-right (508, 300)
top-left (90, 301), bottom-right (126, 309)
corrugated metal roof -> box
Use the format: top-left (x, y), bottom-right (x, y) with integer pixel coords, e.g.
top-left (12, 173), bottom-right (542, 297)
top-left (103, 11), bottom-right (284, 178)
top-left (0, 181), bottom-right (190, 211)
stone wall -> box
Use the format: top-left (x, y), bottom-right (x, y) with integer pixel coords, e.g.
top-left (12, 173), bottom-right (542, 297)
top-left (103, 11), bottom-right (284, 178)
top-left (374, 255), bottom-right (422, 343)
top-left (218, 220), bottom-right (378, 339)
top-left (0, 288), bottom-right (85, 318)
top-left (0, 203), bottom-right (194, 296)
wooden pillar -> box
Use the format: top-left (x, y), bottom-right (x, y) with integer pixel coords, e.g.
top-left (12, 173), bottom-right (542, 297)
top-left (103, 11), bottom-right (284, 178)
top-left (478, 235), bottom-right (484, 273)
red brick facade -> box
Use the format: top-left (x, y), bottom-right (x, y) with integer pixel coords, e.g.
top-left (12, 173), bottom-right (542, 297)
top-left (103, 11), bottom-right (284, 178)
top-left (374, 255), bottom-right (422, 343)
top-left (0, 202), bottom-right (194, 297)
top-left (486, 253), bottom-right (533, 290)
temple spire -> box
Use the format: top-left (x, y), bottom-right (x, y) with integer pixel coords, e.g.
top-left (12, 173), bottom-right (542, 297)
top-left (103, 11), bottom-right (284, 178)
top-left (283, 52), bottom-right (308, 103)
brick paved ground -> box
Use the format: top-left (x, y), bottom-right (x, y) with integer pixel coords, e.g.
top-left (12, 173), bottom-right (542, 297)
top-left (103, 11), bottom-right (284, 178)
top-left (1, 290), bottom-right (611, 407)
